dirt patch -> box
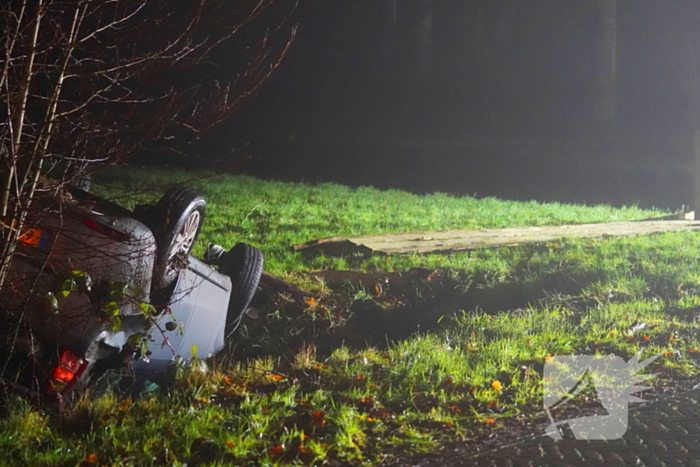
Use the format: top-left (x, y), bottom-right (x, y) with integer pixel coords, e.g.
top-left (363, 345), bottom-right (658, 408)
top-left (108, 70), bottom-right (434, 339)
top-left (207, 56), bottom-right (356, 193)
top-left (232, 268), bottom-right (605, 363)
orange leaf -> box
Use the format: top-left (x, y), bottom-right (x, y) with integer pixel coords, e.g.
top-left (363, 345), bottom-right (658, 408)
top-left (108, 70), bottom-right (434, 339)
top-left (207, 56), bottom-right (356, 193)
top-left (269, 445), bottom-right (285, 455)
top-left (270, 374), bottom-right (284, 381)
top-left (305, 297), bottom-right (316, 305)
top-left (225, 440), bottom-right (235, 449)
top-left (485, 418), bottom-right (495, 424)
top-left (491, 380), bottom-right (502, 392)
top-left (642, 335), bottom-right (650, 340)
top-left (84, 453), bottom-right (98, 464)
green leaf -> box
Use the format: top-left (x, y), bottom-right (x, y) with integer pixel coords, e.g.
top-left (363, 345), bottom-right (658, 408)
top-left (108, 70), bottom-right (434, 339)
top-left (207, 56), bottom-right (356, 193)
top-left (127, 332), bottom-right (144, 346)
top-left (71, 270), bottom-right (92, 292)
top-left (105, 301), bottom-right (120, 316)
top-left (139, 302), bottom-right (156, 316)
top-left (60, 278), bottom-right (77, 298)
top-left (107, 280), bottom-right (127, 300)
top-left (191, 345), bottom-right (198, 358)
top-left (111, 316), bottom-right (122, 332)
top-left (45, 292), bottom-right (59, 313)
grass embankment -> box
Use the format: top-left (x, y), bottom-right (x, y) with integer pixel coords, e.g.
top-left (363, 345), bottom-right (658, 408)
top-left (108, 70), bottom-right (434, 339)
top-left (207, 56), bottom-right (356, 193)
top-left (4, 167), bottom-right (700, 466)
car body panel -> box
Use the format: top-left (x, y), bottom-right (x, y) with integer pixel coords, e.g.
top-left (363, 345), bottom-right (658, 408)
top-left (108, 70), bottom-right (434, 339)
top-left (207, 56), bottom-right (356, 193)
top-left (36, 210), bottom-right (156, 314)
top-left (2, 187), bottom-right (239, 397)
top-left (134, 256), bottom-right (231, 373)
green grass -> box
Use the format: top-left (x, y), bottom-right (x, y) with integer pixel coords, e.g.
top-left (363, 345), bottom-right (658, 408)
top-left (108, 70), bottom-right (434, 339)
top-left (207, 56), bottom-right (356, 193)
top-left (95, 167), bottom-right (666, 279)
top-left (4, 166), bottom-right (700, 466)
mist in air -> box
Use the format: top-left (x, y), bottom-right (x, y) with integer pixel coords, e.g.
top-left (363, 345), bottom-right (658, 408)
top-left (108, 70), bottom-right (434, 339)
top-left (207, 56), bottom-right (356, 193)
top-left (209, 0), bottom-right (699, 210)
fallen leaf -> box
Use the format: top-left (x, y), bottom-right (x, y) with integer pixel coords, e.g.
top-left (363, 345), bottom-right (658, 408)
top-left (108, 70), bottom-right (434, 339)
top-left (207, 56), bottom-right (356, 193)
top-left (269, 445), bottom-right (285, 455)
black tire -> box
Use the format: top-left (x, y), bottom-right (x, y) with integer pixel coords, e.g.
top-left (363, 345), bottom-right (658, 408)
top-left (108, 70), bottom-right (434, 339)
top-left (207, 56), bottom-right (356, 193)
top-left (149, 187), bottom-right (206, 290)
top-left (220, 243), bottom-right (263, 335)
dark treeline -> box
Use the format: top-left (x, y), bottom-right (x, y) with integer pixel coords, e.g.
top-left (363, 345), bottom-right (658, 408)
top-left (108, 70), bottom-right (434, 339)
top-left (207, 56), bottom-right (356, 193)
top-left (177, 1), bottom-right (700, 208)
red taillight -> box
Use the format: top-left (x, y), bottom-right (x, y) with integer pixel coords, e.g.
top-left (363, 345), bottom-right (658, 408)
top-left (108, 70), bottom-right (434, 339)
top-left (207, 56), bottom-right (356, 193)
top-left (47, 349), bottom-right (88, 394)
top-left (82, 218), bottom-right (130, 242)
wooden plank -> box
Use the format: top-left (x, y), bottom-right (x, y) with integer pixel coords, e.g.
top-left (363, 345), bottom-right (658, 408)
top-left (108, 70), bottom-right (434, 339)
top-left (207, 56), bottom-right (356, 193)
top-left (293, 220), bottom-right (700, 256)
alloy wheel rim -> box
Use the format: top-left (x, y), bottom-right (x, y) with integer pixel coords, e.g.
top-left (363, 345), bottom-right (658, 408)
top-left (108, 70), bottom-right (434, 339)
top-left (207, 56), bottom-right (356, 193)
top-left (166, 210), bottom-right (201, 274)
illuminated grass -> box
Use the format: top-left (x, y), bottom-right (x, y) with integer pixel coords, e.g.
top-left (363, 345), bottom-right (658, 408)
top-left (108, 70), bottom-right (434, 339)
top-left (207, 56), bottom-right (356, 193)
top-left (94, 166), bottom-right (667, 279)
top-left (3, 167), bottom-right (700, 465)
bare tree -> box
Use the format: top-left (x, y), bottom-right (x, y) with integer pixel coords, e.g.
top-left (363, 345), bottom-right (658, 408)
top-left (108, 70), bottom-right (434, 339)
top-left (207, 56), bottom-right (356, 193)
top-left (0, 0), bottom-right (296, 287)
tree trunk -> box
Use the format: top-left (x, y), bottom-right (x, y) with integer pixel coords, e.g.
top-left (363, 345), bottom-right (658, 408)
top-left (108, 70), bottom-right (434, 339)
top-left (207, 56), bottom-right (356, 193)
top-left (0, 0), bottom-right (44, 289)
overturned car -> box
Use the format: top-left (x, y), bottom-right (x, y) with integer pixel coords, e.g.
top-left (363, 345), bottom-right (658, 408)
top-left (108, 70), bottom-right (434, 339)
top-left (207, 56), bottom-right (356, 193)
top-left (1, 183), bottom-right (262, 400)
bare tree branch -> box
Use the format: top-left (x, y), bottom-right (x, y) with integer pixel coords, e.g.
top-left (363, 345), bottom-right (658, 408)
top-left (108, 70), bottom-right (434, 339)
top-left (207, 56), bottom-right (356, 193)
top-left (0, 0), bottom-right (297, 290)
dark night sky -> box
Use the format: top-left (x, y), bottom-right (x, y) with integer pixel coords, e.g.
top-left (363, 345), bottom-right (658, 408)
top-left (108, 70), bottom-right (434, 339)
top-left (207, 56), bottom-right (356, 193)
top-left (209, 0), bottom-right (700, 210)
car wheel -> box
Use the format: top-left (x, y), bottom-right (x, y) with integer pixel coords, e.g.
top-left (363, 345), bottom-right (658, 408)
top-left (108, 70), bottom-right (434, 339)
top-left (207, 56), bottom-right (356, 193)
top-left (220, 243), bottom-right (263, 335)
top-left (150, 187), bottom-right (206, 290)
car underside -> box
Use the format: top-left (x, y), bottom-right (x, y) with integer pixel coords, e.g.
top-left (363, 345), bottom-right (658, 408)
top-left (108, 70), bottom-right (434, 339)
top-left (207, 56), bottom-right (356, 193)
top-left (0, 183), bottom-right (263, 402)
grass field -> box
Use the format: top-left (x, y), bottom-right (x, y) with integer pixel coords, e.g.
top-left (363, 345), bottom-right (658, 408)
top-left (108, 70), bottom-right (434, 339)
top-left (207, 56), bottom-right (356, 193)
top-left (4, 167), bottom-right (700, 466)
